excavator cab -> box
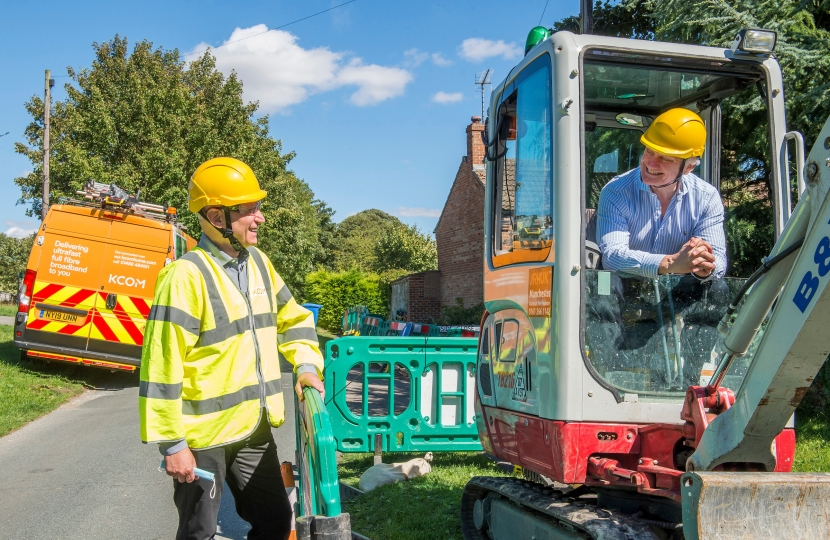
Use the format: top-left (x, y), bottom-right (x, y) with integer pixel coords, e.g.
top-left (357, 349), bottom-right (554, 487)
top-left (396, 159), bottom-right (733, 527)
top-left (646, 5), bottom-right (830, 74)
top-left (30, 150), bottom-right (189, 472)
top-left (466, 28), bottom-right (830, 539)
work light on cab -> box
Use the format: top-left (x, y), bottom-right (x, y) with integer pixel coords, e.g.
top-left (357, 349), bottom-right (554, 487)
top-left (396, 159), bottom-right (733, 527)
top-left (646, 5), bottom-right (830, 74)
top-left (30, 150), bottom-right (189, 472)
top-left (731, 28), bottom-right (777, 54)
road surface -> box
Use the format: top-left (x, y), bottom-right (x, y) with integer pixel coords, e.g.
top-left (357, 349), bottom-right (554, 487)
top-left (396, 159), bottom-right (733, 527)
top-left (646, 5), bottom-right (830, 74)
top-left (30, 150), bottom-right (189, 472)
top-left (0, 369), bottom-right (299, 539)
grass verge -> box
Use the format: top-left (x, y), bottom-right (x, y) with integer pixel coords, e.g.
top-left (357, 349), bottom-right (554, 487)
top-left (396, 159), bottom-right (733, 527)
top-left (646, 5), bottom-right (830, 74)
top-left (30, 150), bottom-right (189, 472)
top-left (339, 452), bottom-right (512, 540)
top-left (0, 325), bottom-right (126, 437)
top-left (793, 410), bottom-right (830, 472)
top-left (340, 414), bottom-right (830, 539)
top-left (0, 303), bottom-right (17, 317)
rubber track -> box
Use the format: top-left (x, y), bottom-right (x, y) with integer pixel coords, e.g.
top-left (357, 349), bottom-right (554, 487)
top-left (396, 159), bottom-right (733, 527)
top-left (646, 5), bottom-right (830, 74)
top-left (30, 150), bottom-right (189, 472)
top-left (460, 476), bottom-right (661, 540)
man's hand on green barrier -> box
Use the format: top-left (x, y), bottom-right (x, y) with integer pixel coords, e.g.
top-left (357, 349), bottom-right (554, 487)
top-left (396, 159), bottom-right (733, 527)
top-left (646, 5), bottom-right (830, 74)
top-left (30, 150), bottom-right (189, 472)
top-left (296, 372), bottom-right (325, 402)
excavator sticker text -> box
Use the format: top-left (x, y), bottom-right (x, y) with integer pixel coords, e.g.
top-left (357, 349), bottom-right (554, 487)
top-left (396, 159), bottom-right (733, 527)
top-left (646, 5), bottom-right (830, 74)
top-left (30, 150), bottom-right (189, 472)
top-left (793, 225), bottom-right (830, 313)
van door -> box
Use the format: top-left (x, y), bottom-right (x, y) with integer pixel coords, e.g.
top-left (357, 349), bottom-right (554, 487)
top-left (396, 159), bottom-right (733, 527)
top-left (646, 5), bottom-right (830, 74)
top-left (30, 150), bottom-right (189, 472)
top-left (87, 220), bottom-right (170, 360)
top-left (24, 210), bottom-right (110, 356)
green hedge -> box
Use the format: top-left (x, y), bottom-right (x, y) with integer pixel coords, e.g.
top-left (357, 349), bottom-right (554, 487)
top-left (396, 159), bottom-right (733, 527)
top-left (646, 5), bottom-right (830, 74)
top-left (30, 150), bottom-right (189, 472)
top-left (304, 269), bottom-right (388, 333)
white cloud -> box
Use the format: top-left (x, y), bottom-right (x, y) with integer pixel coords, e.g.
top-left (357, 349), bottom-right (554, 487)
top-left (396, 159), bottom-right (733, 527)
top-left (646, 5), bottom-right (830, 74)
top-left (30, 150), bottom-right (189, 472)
top-left (458, 38), bottom-right (522, 62)
top-left (338, 59), bottom-right (413, 106)
top-left (432, 53), bottom-right (453, 67)
top-left (4, 226), bottom-right (36, 238)
top-left (404, 48), bottom-right (429, 67)
top-left (397, 207), bottom-right (442, 218)
top-left (432, 91), bottom-right (463, 104)
top-left (405, 49), bottom-right (453, 68)
top-left (190, 25), bottom-right (412, 112)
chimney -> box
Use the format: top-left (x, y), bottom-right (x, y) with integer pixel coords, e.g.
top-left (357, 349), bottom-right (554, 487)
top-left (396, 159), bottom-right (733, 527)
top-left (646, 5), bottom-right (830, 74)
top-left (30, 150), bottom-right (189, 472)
top-left (466, 116), bottom-right (485, 171)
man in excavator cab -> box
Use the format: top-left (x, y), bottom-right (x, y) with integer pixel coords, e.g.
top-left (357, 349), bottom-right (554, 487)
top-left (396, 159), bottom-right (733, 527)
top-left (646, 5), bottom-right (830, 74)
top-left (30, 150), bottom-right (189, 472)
top-left (596, 107), bottom-right (729, 385)
top-left (596, 108), bottom-right (726, 282)
top-left (589, 108), bottom-right (733, 390)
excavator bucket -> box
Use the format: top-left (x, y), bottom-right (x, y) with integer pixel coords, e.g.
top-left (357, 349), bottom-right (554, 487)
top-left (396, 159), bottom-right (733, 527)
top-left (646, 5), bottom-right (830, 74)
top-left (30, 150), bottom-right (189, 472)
top-left (681, 472), bottom-right (830, 539)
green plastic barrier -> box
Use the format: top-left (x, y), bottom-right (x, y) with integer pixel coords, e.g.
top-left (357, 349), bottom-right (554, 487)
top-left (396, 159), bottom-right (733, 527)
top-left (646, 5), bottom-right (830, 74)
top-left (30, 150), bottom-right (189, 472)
top-left (323, 336), bottom-right (482, 453)
top-left (294, 384), bottom-right (342, 518)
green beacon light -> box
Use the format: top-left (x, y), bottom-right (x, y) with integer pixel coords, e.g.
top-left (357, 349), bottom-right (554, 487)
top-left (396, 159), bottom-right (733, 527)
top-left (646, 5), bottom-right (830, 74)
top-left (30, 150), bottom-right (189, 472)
top-left (525, 26), bottom-right (551, 56)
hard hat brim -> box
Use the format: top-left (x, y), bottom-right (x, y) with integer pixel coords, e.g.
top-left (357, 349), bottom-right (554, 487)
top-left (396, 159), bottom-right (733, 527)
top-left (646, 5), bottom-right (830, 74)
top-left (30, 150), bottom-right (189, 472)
top-left (640, 135), bottom-right (698, 160)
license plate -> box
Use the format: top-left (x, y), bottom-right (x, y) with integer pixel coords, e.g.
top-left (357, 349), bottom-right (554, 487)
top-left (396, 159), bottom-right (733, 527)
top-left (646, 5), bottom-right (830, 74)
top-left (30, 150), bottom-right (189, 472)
top-left (38, 309), bottom-right (81, 323)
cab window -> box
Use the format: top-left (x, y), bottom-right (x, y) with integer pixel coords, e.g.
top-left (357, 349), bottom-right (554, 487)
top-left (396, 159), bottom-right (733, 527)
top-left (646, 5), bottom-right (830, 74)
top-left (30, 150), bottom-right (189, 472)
top-left (491, 54), bottom-right (553, 267)
top-left (580, 51), bottom-right (776, 402)
top-left (497, 319), bottom-right (519, 362)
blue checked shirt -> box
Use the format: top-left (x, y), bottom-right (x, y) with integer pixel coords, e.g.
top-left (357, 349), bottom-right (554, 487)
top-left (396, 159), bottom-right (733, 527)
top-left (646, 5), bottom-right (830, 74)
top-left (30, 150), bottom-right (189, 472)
top-left (596, 168), bottom-right (727, 280)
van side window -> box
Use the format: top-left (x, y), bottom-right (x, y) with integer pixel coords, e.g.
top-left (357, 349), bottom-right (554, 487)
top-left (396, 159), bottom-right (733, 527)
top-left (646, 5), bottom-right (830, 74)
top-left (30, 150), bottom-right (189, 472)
top-left (492, 54), bottom-right (553, 266)
top-left (175, 233), bottom-right (187, 259)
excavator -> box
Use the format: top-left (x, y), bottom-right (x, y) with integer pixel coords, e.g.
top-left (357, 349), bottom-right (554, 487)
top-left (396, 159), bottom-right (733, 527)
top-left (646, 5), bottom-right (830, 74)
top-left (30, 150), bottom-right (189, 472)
top-left (460, 26), bottom-right (830, 539)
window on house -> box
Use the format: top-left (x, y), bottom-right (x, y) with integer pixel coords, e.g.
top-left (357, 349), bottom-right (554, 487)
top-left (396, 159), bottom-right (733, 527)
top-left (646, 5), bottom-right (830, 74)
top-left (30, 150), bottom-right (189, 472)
top-left (492, 54), bottom-right (553, 266)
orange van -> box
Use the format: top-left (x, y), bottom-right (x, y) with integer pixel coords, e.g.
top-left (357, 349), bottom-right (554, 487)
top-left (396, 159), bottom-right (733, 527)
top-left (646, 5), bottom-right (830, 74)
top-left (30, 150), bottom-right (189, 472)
top-left (13, 191), bottom-right (196, 372)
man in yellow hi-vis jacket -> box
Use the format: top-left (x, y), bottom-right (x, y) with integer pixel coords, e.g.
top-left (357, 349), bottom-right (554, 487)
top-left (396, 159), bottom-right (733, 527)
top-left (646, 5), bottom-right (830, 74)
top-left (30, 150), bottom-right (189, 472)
top-left (139, 157), bottom-right (325, 540)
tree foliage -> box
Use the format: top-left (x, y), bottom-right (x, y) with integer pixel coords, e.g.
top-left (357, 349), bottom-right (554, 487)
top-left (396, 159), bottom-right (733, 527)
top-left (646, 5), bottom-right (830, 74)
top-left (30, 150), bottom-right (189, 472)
top-left (552, 0), bottom-right (655, 39)
top-left (14, 36), bottom-right (330, 296)
top-left (0, 234), bottom-right (34, 296)
top-left (330, 209), bottom-right (403, 271)
top-left (372, 224), bottom-right (437, 274)
top-left (304, 269), bottom-right (387, 333)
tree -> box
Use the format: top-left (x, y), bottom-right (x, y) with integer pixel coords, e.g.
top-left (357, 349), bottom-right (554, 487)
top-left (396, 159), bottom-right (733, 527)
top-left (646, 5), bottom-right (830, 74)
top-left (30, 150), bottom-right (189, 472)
top-left (0, 234), bottom-right (35, 296)
top-left (372, 224), bottom-right (437, 274)
top-left (330, 209), bottom-right (403, 271)
top-left (14, 36), bottom-right (329, 296)
top-left (552, 0), bottom-right (655, 39)
top-left (304, 269), bottom-right (387, 332)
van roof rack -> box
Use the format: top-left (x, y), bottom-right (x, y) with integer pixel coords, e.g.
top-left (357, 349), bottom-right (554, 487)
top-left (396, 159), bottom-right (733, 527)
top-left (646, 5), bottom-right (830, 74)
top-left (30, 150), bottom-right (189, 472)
top-left (67, 180), bottom-right (179, 223)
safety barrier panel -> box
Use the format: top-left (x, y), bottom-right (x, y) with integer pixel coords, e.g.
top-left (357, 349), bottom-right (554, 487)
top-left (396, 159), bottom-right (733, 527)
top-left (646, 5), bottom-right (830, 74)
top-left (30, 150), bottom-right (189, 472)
top-left (341, 306), bottom-right (367, 335)
top-left (294, 385), bottom-right (344, 519)
top-left (323, 336), bottom-right (482, 453)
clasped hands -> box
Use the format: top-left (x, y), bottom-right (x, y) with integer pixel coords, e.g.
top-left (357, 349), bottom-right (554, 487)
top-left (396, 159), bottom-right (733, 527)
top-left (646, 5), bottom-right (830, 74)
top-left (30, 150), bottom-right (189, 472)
top-left (659, 237), bottom-right (716, 278)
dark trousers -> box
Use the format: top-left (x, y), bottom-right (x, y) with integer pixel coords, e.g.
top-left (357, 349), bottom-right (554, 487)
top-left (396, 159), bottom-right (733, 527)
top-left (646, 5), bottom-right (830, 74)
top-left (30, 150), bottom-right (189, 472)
top-left (173, 413), bottom-right (292, 540)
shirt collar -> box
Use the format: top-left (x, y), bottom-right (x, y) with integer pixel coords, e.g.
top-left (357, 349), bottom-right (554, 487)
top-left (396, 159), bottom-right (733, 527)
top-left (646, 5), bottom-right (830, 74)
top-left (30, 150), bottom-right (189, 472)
top-left (635, 167), bottom-right (688, 196)
top-left (198, 234), bottom-right (248, 267)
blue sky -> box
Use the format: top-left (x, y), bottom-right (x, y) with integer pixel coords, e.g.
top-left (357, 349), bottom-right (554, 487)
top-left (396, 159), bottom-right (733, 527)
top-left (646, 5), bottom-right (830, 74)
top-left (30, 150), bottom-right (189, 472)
top-left (0, 0), bottom-right (578, 238)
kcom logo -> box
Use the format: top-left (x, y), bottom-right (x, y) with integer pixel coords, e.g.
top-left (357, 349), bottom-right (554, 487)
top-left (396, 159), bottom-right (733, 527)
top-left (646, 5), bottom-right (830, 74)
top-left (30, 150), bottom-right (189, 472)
top-left (108, 274), bottom-right (146, 289)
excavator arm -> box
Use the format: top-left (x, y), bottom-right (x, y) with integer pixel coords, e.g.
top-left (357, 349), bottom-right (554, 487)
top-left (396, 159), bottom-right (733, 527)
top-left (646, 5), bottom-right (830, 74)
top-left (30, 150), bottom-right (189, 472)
top-left (681, 116), bottom-right (830, 538)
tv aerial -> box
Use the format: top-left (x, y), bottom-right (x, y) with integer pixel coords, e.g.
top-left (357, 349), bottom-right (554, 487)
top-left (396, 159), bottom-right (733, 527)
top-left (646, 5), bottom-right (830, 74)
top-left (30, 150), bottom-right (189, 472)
top-left (475, 69), bottom-right (493, 119)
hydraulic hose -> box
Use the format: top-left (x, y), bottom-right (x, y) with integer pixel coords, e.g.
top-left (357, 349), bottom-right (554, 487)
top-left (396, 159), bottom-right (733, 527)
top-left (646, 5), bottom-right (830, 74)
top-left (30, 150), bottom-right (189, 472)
top-left (717, 237), bottom-right (805, 334)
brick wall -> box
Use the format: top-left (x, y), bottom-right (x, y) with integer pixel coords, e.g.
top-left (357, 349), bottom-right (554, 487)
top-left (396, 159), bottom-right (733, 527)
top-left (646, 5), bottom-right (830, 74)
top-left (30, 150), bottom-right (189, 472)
top-left (434, 116), bottom-right (486, 309)
top-left (391, 271), bottom-right (442, 322)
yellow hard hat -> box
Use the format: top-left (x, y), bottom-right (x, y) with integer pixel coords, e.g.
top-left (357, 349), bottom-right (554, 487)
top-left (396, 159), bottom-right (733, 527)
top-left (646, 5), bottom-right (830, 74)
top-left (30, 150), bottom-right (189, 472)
top-left (640, 108), bottom-right (706, 159)
top-left (188, 157), bottom-right (267, 213)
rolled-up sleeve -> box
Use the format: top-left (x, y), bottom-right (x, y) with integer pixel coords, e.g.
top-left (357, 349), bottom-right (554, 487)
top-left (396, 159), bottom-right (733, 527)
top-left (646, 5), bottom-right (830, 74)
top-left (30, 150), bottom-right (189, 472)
top-left (597, 185), bottom-right (664, 279)
top-left (693, 190), bottom-right (727, 279)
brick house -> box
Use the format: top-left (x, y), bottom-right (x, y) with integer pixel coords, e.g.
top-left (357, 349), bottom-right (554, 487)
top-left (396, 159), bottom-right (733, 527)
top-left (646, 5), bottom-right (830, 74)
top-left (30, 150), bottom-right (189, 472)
top-left (390, 117), bottom-right (486, 322)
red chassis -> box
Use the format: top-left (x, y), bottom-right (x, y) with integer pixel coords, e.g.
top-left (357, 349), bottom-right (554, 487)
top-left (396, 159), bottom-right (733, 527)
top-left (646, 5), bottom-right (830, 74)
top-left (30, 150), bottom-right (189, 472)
top-left (478, 386), bottom-right (795, 503)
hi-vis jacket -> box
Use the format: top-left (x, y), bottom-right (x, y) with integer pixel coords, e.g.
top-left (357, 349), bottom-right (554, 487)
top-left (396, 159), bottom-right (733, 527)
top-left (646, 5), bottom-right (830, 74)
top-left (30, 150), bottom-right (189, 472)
top-left (139, 246), bottom-right (323, 450)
